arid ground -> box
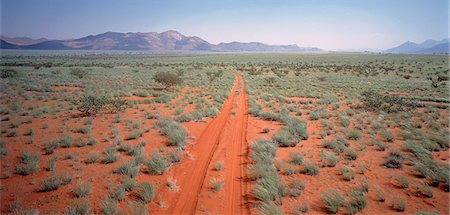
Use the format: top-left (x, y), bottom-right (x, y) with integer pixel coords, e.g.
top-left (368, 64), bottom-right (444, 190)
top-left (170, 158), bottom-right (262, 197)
top-left (0, 52), bottom-right (449, 215)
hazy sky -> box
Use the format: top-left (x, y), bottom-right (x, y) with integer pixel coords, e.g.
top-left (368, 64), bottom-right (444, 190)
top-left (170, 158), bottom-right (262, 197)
top-left (1, 0), bottom-right (448, 50)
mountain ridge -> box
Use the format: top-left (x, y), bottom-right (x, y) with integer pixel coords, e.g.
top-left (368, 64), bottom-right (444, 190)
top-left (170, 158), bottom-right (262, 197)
top-left (385, 38), bottom-right (449, 54)
top-left (0, 30), bottom-right (321, 52)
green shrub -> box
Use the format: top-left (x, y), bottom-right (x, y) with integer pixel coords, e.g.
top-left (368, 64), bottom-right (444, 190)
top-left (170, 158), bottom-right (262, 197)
top-left (76, 95), bottom-right (127, 116)
top-left (40, 172), bottom-right (73, 192)
top-left (346, 129), bottom-right (361, 140)
top-left (145, 151), bottom-right (170, 175)
top-left (44, 140), bottom-right (59, 154)
top-left (373, 140), bottom-right (388, 151)
top-left (256, 201), bottom-right (282, 215)
top-left (103, 147), bottom-right (119, 164)
top-left (289, 152), bottom-right (304, 165)
top-left (100, 197), bottom-right (118, 215)
top-left (303, 162), bottom-right (319, 176)
top-left (74, 182), bottom-right (92, 198)
top-left (210, 178), bottom-right (224, 192)
top-left (1, 68), bottom-right (19, 79)
top-left (345, 190), bottom-right (367, 214)
top-left (321, 189), bottom-right (344, 214)
top-left (85, 152), bottom-right (99, 164)
top-left (70, 68), bottom-right (87, 79)
top-left (288, 179), bottom-right (305, 197)
top-left (320, 150), bottom-right (337, 167)
top-left (339, 166), bottom-right (355, 181)
top-left (64, 199), bottom-right (91, 215)
top-left (383, 150), bottom-right (404, 168)
top-left (361, 90), bottom-right (417, 113)
top-left (156, 118), bottom-right (187, 148)
top-left (136, 182), bottom-right (155, 203)
top-left (20, 150), bottom-right (39, 164)
top-left (114, 161), bottom-right (140, 178)
top-left (390, 196), bottom-right (405, 212)
top-left (338, 114), bottom-right (350, 127)
top-left (382, 129), bottom-right (395, 142)
top-left (214, 161), bottom-right (224, 171)
top-left (153, 71), bottom-right (182, 88)
top-left (59, 135), bottom-right (73, 148)
top-left (15, 163), bottom-right (39, 175)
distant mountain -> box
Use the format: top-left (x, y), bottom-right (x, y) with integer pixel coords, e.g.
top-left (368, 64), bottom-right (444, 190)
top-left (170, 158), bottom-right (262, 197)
top-left (0, 35), bottom-right (48, 46)
top-left (0, 30), bottom-right (320, 52)
top-left (385, 39), bottom-right (449, 54)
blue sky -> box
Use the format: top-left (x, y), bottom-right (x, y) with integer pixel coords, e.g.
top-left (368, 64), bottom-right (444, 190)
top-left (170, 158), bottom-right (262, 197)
top-left (1, 0), bottom-right (448, 50)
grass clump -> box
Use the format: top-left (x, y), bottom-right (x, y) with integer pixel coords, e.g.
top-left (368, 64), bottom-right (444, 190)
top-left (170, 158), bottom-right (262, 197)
top-left (346, 129), bottom-right (361, 140)
top-left (214, 161), bottom-right (224, 171)
top-left (303, 162), bottom-right (319, 176)
top-left (15, 150), bottom-right (40, 175)
top-left (321, 189), bottom-right (344, 214)
top-left (339, 166), bottom-right (355, 181)
top-left (114, 161), bottom-right (140, 178)
top-left (210, 178), bottom-right (224, 192)
top-left (136, 182), bottom-right (156, 203)
top-left (345, 190), bottom-right (367, 215)
top-left (39, 172), bottom-right (73, 192)
top-left (84, 152), bottom-right (99, 164)
top-left (103, 147), bottom-right (119, 164)
top-left (64, 199), bottom-right (91, 215)
top-left (144, 151), bottom-right (170, 175)
top-left (289, 151), bottom-right (304, 165)
top-left (383, 150), bottom-right (404, 168)
top-left (155, 118), bottom-right (188, 148)
top-left (74, 182), bottom-right (92, 198)
top-left (390, 196), bottom-right (405, 212)
top-left (59, 135), bottom-right (73, 148)
top-left (320, 150), bottom-right (337, 167)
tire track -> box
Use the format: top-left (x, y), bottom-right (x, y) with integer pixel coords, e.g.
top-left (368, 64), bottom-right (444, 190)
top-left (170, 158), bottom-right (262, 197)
top-left (170, 75), bottom-right (241, 215)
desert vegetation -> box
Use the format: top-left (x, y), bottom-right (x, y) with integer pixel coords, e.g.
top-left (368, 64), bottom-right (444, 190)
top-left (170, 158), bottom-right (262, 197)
top-left (0, 52), bottom-right (448, 214)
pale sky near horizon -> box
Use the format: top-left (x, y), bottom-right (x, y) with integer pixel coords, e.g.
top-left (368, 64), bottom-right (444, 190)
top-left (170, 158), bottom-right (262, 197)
top-left (1, 0), bottom-right (448, 50)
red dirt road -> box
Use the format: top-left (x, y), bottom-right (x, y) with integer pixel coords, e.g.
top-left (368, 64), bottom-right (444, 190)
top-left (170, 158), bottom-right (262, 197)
top-left (171, 75), bottom-right (250, 215)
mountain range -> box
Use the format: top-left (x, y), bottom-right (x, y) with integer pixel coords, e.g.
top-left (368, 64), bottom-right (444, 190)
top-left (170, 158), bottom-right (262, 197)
top-left (1, 31), bottom-right (448, 54)
top-left (385, 39), bottom-right (449, 54)
top-left (0, 30), bottom-right (320, 52)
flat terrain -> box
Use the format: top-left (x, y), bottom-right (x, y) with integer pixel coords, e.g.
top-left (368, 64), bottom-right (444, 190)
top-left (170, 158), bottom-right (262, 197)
top-left (0, 51), bottom-right (449, 214)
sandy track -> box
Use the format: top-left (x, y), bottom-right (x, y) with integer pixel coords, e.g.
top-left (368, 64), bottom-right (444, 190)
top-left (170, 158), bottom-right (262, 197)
top-left (223, 75), bottom-right (250, 215)
top-left (171, 75), bottom-right (249, 215)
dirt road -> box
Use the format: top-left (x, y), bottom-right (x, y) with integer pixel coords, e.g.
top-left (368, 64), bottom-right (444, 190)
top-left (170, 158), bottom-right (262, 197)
top-left (171, 75), bottom-right (250, 215)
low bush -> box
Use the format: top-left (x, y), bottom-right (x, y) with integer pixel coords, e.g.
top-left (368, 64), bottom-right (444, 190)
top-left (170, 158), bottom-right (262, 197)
top-left (346, 129), bottom-right (361, 140)
top-left (214, 161), bottom-right (224, 171)
top-left (345, 190), bottom-right (367, 215)
top-left (361, 90), bottom-right (418, 113)
top-left (136, 182), bottom-right (155, 203)
top-left (320, 150), bottom-right (337, 167)
top-left (74, 182), bottom-right (92, 198)
top-left (103, 147), bottom-right (119, 164)
top-left (114, 161), bottom-right (140, 178)
top-left (153, 71), bottom-right (182, 88)
top-left (303, 162), bottom-right (319, 176)
top-left (289, 152), bottom-right (304, 165)
top-left (383, 150), bottom-right (404, 168)
top-left (100, 197), bottom-right (118, 215)
top-left (39, 172), bottom-right (73, 192)
top-left (76, 95), bottom-right (127, 116)
top-left (144, 151), bottom-right (170, 175)
top-left (321, 189), bottom-right (344, 214)
top-left (210, 178), bottom-right (224, 192)
top-left (155, 118), bottom-right (188, 148)
top-left (390, 196), bottom-right (405, 212)
top-left (85, 152), bottom-right (99, 164)
top-left (64, 198), bottom-right (91, 215)
top-left (339, 166), bottom-right (355, 181)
